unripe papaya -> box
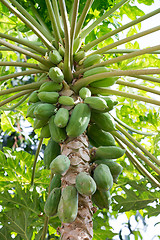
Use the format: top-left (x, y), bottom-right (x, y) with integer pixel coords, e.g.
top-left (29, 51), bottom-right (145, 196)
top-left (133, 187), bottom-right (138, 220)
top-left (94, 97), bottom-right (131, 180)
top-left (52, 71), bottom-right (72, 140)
top-left (74, 50), bottom-right (85, 62)
top-left (92, 189), bottom-right (111, 210)
top-left (50, 174), bottom-right (61, 191)
top-left (90, 77), bottom-right (118, 88)
top-left (87, 124), bottom-right (116, 147)
top-left (38, 62), bottom-right (50, 71)
top-left (54, 108), bottom-right (69, 128)
top-left (38, 91), bottom-right (59, 104)
top-left (84, 96), bottom-right (108, 111)
top-left (58, 43), bottom-right (65, 57)
top-left (33, 103), bottom-right (56, 120)
top-left (76, 172), bottom-right (96, 196)
top-left (95, 160), bottom-right (123, 183)
top-left (28, 91), bottom-right (39, 103)
top-left (48, 67), bottom-right (64, 83)
top-left (58, 186), bottom-right (78, 223)
top-left (93, 164), bottom-right (113, 191)
top-left (39, 81), bottom-right (63, 92)
top-left (49, 50), bottom-right (62, 64)
top-left (58, 96), bottom-right (75, 106)
top-left (83, 54), bottom-right (102, 68)
top-left (66, 103), bottom-right (91, 138)
top-left (26, 102), bottom-right (41, 118)
top-left (44, 188), bottom-right (61, 217)
top-left (43, 138), bottom-right (60, 169)
top-left (50, 155), bottom-right (70, 175)
top-left (79, 87), bottom-right (91, 99)
top-left (49, 115), bottom-right (67, 143)
top-left (91, 112), bottom-right (116, 132)
top-left (93, 146), bottom-right (126, 160)
top-left (100, 96), bottom-right (118, 111)
top-left (83, 66), bottom-right (109, 78)
top-left (34, 118), bottom-right (49, 130)
top-left (40, 124), bottom-right (51, 138)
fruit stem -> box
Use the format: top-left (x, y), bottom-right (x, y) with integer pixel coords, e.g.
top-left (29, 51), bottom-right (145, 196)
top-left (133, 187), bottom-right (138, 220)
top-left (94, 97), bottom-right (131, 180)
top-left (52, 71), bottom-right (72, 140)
top-left (0, 89), bottom-right (34, 107)
top-left (0, 61), bottom-right (42, 70)
top-left (0, 0), bottom-right (54, 50)
top-left (111, 130), bottom-right (160, 175)
top-left (80, 0), bottom-right (128, 40)
top-left (45, 0), bottom-right (63, 47)
top-left (75, 0), bottom-right (94, 38)
top-left (0, 69), bottom-right (45, 83)
top-left (0, 39), bottom-right (52, 67)
top-left (115, 137), bottom-right (160, 187)
top-left (81, 7), bottom-right (160, 52)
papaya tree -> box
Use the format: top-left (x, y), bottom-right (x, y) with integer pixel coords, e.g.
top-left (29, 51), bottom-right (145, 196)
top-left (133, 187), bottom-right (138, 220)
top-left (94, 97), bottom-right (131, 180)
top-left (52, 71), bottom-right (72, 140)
top-left (0, 0), bottom-right (160, 239)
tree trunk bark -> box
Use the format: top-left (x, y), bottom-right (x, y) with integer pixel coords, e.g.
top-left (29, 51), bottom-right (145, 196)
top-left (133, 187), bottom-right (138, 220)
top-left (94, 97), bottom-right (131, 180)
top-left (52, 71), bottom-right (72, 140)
top-left (58, 133), bottom-right (94, 240)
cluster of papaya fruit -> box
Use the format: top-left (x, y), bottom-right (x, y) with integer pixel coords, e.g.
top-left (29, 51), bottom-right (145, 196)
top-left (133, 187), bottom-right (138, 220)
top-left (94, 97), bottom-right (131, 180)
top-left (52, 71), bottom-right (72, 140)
top-left (26, 49), bottom-right (125, 222)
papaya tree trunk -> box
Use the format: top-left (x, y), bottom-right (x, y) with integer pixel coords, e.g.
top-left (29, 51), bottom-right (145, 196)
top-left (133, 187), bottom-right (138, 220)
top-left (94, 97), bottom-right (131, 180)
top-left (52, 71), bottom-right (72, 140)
top-left (58, 133), bottom-right (94, 240)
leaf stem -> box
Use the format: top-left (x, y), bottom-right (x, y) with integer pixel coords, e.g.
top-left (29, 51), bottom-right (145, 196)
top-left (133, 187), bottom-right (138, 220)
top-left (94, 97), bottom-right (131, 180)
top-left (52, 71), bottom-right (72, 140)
top-left (52, 0), bottom-right (64, 37)
top-left (82, 8), bottom-right (160, 51)
top-left (31, 138), bottom-right (43, 186)
top-left (0, 61), bottom-right (41, 70)
top-left (75, 0), bottom-right (94, 38)
top-left (111, 130), bottom-right (160, 175)
top-left (115, 137), bottom-right (160, 187)
top-left (104, 48), bottom-right (160, 54)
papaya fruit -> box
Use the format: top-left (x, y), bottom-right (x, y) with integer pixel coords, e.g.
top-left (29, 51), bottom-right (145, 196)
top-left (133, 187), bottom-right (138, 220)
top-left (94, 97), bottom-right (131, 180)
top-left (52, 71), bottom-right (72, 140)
top-left (83, 54), bottom-right (102, 68)
top-left (26, 102), bottom-right (41, 118)
top-left (87, 124), bottom-right (116, 147)
top-left (66, 103), bottom-right (91, 137)
top-left (83, 66), bottom-right (109, 78)
top-left (93, 146), bottom-right (126, 160)
top-left (33, 103), bottom-right (56, 120)
top-left (91, 112), bottom-right (116, 132)
top-left (40, 124), bottom-right (51, 138)
top-left (84, 96), bottom-right (108, 111)
top-left (74, 50), bottom-right (85, 63)
top-left (34, 118), bottom-right (49, 130)
top-left (43, 138), bottom-right (61, 169)
top-left (58, 186), bottom-right (78, 223)
top-left (38, 81), bottom-right (63, 92)
top-left (100, 96), bottom-right (118, 111)
top-left (38, 91), bottom-right (59, 104)
top-left (79, 87), bottom-right (91, 99)
top-left (76, 172), bottom-right (96, 196)
top-left (28, 91), bottom-right (39, 103)
top-left (50, 155), bottom-right (70, 175)
top-left (48, 67), bottom-right (64, 83)
top-left (92, 189), bottom-right (111, 210)
top-left (90, 77), bottom-right (118, 88)
top-left (49, 50), bottom-right (62, 64)
top-left (49, 115), bottom-right (67, 143)
top-left (58, 43), bottom-right (65, 57)
top-left (93, 164), bottom-right (113, 191)
top-left (50, 174), bottom-right (61, 191)
top-left (44, 188), bottom-right (61, 217)
top-left (38, 62), bottom-right (50, 71)
top-left (95, 160), bottom-right (123, 183)
top-left (54, 108), bottom-right (69, 128)
top-left (58, 96), bottom-right (75, 106)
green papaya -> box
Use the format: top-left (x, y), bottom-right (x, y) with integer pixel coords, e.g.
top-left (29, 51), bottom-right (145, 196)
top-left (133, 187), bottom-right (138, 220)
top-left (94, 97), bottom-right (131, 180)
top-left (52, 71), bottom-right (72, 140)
top-left (79, 87), bottom-right (91, 99)
top-left (95, 160), bottom-right (123, 183)
top-left (49, 49), bottom-right (62, 64)
top-left (28, 91), bottom-right (39, 103)
top-left (50, 155), bottom-right (70, 175)
top-left (84, 96), bottom-right (108, 111)
top-left (58, 186), bottom-right (78, 223)
top-left (90, 77), bottom-right (118, 88)
top-left (38, 91), bottom-right (59, 104)
top-left (58, 96), bottom-right (75, 106)
top-left (40, 124), bottom-right (51, 138)
top-left (44, 188), bottom-right (61, 217)
top-left (49, 115), bottom-right (67, 143)
top-left (100, 96), bottom-right (118, 111)
top-left (50, 174), bottom-right (61, 191)
top-left (83, 66), bottom-right (109, 78)
top-left (34, 103), bottom-right (56, 120)
top-left (92, 189), bottom-right (111, 210)
top-left (39, 81), bottom-right (63, 92)
top-left (91, 112), bottom-right (116, 132)
top-left (66, 103), bottom-right (91, 138)
top-left (43, 138), bottom-right (60, 169)
top-left (58, 43), bottom-right (65, 57)
top-left (93, 146), bottom-right (126, 160)
top-left (87, 124), bottom-right (116, 147)
top-left (34, 118), bottom-right (49, 130)
top-left (74, 50), bottom-right (85, 62)
top-left (38, 62), bottom-right (50, 71)
top-left (93, 164), bottom-right (113, 191)
top-left (54, 108), bottom-right (69, 128)
top-left (83, 54), bottom-right (102, 68)
top-left (76, 172), bottom-right (96, 196)
top-left (26, 102), bottom-right (41, 118)
top-left (48, 67), bottom-right (64, 83)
